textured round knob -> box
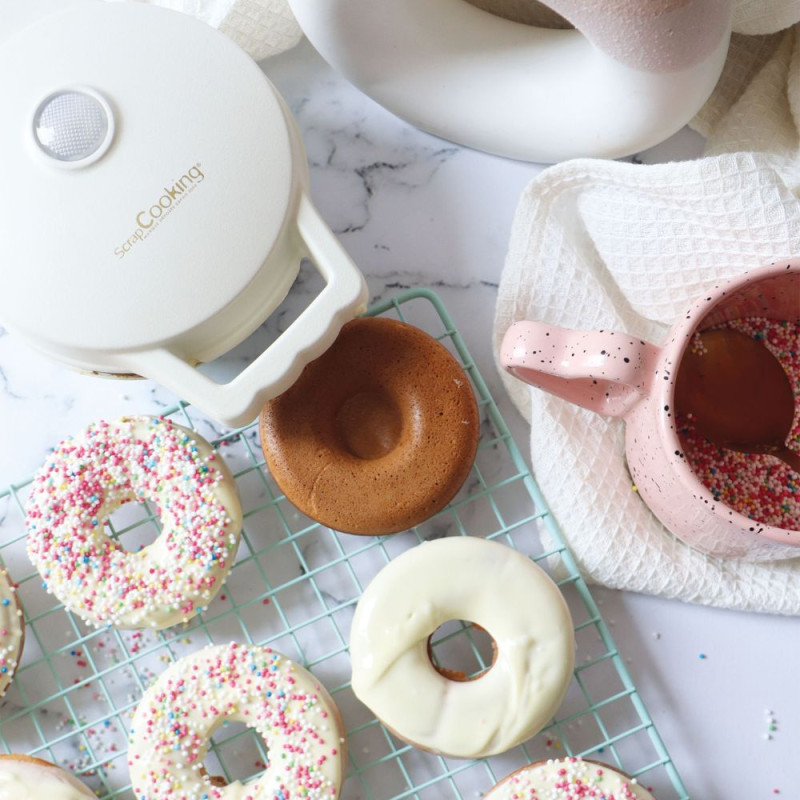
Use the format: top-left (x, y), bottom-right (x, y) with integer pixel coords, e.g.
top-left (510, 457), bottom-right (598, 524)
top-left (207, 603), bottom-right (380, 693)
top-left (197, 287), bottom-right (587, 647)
top-left (34, 89), bottom-right (113, 164)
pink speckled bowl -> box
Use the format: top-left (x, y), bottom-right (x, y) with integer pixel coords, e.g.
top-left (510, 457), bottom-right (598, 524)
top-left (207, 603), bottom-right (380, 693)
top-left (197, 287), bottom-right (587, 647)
top-left (501, 260), bottom-right (800, 560)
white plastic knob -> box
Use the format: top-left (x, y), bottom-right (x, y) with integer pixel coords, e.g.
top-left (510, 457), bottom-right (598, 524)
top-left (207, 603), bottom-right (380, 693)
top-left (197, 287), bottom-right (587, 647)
top-left (33, 88), bottom-right (114, 166)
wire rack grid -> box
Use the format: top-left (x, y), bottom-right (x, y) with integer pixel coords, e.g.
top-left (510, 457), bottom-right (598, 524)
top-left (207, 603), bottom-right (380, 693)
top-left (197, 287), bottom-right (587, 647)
top-left (0, 288), bottom-right (688, 799)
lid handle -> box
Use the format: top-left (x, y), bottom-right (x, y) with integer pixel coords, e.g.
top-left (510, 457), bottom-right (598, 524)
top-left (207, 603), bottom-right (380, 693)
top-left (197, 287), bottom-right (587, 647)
top-left (119, 194), bottom-right (368, 428)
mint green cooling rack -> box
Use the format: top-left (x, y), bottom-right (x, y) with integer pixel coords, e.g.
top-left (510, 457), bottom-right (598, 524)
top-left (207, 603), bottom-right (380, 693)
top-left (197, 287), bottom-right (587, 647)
top-left (0, 288), bottom-right (688, 799)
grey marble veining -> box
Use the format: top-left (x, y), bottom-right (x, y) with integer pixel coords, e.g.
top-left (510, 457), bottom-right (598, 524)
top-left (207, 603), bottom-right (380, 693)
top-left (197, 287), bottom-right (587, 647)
top-left (0, 30), bottom-right (794, 800)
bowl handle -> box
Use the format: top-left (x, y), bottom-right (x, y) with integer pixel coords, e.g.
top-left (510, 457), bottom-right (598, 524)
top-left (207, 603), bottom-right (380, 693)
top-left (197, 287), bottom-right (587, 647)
top-left (500, 320), bottom-right (661, 418)
top-left (119, 194), bottom-right (368, 428)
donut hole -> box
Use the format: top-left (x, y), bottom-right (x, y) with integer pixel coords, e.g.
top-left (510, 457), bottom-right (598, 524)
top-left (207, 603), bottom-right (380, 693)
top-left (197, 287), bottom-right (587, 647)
top-left (203, 720), bottom-right (269, 788)
top-left (106, 498), bottom-right (161, 552)
top-left (427, 620), bottom-right (497, 681)
top-left (335, 390), bottom-right (404, 460)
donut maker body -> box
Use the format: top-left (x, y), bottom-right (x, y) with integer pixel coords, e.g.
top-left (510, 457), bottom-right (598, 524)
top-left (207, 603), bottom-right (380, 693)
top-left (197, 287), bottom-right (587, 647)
top-left (0, 1), bottom-right (368, 427)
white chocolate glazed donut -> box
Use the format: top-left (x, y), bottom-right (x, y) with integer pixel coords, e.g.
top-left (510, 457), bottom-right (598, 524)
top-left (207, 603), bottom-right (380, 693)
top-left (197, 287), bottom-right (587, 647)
top-left (287, 0), bottom-right (732, 162)
top-left (26, 416), bottom-right (242, 630)
top-left (127, 643), bottom-right (347, 800)
top-left (349, 537), bottom-right (575, 758)
top-left (0, 755), bottom-right (96, 800)
top-left (0, 568), bottom-right (23, 699)
top-left (484, 757), bottom-right (655, 800)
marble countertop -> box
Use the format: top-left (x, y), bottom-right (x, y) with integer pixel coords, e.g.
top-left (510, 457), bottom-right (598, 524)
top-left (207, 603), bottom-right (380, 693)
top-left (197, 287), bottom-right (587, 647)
top-left (0, 34), bottom-right (798, 800)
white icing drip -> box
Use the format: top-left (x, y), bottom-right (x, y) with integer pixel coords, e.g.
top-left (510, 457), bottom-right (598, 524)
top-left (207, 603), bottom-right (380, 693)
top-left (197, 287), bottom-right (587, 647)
top-left (349, 537), bottom-right (575, 758)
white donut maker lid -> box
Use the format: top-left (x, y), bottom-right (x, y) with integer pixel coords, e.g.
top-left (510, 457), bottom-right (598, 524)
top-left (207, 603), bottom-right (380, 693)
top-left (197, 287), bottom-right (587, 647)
top-left (0, 1), bottom-right (367, 427)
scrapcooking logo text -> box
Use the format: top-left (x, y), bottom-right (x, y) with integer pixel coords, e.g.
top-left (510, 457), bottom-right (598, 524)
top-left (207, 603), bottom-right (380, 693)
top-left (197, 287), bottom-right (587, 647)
top-left (114, 163), bottom-right (205, 259)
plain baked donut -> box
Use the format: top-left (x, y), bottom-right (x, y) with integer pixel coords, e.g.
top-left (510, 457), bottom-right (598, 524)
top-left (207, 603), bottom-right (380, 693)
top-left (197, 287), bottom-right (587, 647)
top-left (26, 416), bottom-right (242, 630)
top-left (484, 756), bottom-right (655, 799)
top-left (127, 643), bottom-right (347, 800)
top-left (259, 317), bottom-right (480, 535)
top-left (286, 0), bottom-right (732, 162)
top-left (349, 537), bottom-right (575, 758)
top-left (0, 754), bottom-right (96, 799)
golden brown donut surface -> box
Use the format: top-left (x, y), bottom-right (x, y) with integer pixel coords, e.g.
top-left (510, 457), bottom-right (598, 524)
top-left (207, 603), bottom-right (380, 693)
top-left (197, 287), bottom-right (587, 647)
top-left (259, 316), bottom-right (480, 534)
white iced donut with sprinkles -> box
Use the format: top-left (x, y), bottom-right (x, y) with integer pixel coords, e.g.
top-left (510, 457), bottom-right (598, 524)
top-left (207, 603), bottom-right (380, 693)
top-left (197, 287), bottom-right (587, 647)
top-left (349, 536), bottom-right (575, 758)
top-left (484, 757), bottom-right (655, 799)
top-left (0, 567), bottom-right (24, 698)
top-left (127, 643), bottom-right (347, 800)
top-left (26, 416), bottom-right (242, 630)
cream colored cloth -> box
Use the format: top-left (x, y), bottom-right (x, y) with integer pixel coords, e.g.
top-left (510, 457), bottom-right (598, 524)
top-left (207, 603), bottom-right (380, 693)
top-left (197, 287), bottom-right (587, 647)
top-left (494, 4), bottom-right (800, 614)
top-left (127, 0), bottom-right (302, 61)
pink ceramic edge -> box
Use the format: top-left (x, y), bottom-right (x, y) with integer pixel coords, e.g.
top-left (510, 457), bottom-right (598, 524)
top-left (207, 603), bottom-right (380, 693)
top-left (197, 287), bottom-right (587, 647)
top-left (656, 259), bottom-right (800, 546)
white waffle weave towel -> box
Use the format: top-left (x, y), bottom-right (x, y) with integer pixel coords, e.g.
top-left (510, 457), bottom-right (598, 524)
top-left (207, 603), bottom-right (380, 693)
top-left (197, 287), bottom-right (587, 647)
top-left (494, 3), bottom-right (800, 614)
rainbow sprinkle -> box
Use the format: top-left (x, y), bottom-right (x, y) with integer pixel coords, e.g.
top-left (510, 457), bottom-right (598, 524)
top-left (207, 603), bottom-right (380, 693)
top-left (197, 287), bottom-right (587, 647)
top-left (0, 569), bottom-right (23, 699)
top-left (484, 756), bottom-right (655, 799)
top-left (127, 643), bottom-right (345, 799)
top-left (677, 318), bottom-right (800, 530)
top-left (25, 417), bottom-right (242, 630)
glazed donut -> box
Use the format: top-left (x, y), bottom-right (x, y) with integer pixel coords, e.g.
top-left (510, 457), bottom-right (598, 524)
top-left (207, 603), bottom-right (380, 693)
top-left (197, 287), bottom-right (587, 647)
top-left (26, 416), bottom-right (242, 630)
top-left (286, 0), bottom-right (732, 162)
top-left (0, 566), bottom-right (24, 699)
top-left (127, 643), bottom-right (347, 799)
top-left (259, 317), bottom-right (479, 535)
top-left (349, 537), bottom-right (575, 758)
top-left (485, 757), bottom-right (655, 800)
top-left (0, 754), bottom-right (95, 799)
